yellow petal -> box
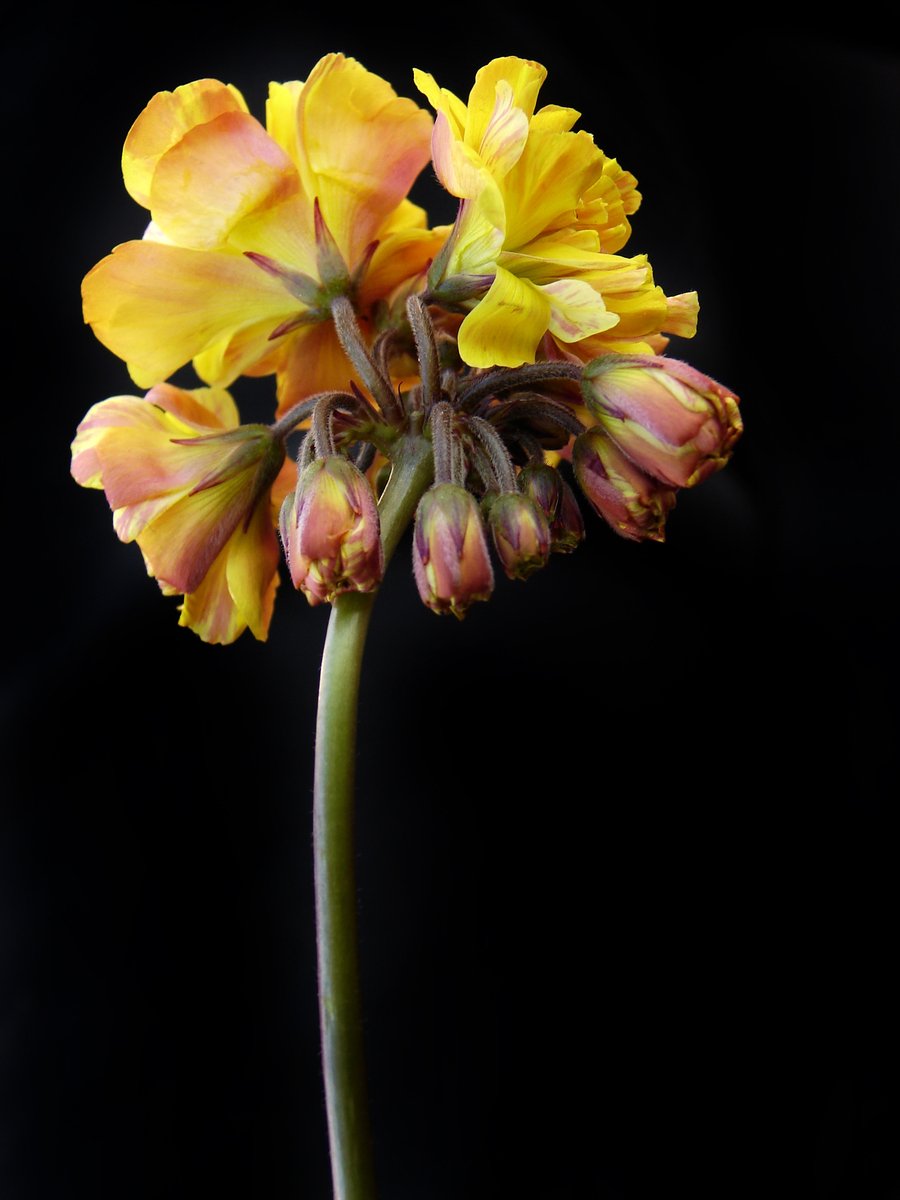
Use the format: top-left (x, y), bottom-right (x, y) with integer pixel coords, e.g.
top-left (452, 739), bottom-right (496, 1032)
top-left (122, 79), bottom-right (248, 208)
top-left (360, 227), bottom-right (448, 308)
top-left (431, 110), bottom-right (494, 198)
top-left (265, 80), bottom-right (304, 168)
top-left (465, 58), bottom-right (546, 152)
top-left (412, 69), bottom-right (468, 139)
top-left (476, 79), bottom-right (530, 179)
top-left (82, 240), bottom-right (294, 388)
top-left (444, 186), bottom-right (506, 277)
top-left (662, 291), bottom-right (699, 338)
top-left (540, 278), bottom-right (620, 342)
top-left (150, 111), bottom-right (298, 249)
top-left (224, 500), bottom-right (282, 640)
top-left (502, 128), bottom-right (602, 249)
top-left (457, 267), bottom-right (549, 368)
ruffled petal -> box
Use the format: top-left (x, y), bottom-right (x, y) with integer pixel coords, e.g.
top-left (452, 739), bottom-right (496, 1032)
top-left (502, 128), bottom-right (602, 249)
top-left (296, 54), bottom-right (433, 267)
top-left (457, 267), bottom-right (550, 368)
top-left (122, 79), bottom-right (248, 208)
top-left (150, 111), bottom-right (298, 249)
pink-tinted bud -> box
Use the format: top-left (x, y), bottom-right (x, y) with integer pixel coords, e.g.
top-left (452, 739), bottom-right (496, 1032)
top-left (281, 455), bottom-right (383, 605)
top-left (573, 427), bottom-right (677, 542)
top-left (518, 463), bottom-right (586, 554)
top-left (580, 354), bottom-right (742, 488)
top-left (412, 483), bottom-right (494, 618)
top-left (487, 491), bottom-right (551, 580)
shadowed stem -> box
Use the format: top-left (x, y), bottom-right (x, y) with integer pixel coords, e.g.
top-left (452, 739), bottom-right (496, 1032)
top-left (313, 434), bottom-right (433, 1200)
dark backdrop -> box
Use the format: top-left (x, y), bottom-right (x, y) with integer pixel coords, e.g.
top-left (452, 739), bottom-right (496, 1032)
top-left (2, 10), bottom-right (899, 1198)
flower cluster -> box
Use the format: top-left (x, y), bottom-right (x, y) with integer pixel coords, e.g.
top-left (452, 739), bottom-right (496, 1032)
top-left (73, 54), bottom-right (742, 643)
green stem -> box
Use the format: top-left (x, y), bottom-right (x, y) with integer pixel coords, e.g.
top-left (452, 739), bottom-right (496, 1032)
top-left (314, 434), bottom-right (433, 1200)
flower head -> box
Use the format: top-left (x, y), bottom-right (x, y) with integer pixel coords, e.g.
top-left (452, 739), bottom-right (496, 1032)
top-left (71, 383), bottom-right (292, 642)
top-left (414, 58), bottom-right (695, 369)
top-left (83, 57), bottom-right (443, 414)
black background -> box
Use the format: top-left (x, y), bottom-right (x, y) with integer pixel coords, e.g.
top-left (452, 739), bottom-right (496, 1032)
top-left (2, 9), bottom-right (899, 1198)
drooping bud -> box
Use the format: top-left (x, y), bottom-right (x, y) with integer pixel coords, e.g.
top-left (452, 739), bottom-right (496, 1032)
top-left (487, 491), bottom-right (551, 580)
top-left (412, 483), bottom-right (494, 618)
top-left (580, 354), bottom-right (742, 488)
top-left (281, 455), bottom-right (383, 605)
top-left (518, 463), bottom-right (586, 554)
top-left (573, 427), bottom-right (677, 543)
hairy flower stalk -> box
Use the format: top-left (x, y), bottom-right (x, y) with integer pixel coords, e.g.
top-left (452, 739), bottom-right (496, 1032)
top-left (72, 51), bottom-right (743, 1200)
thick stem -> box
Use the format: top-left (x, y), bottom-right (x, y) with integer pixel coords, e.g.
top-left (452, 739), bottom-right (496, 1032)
top-left (313, 435), bottom-right (433, 1200)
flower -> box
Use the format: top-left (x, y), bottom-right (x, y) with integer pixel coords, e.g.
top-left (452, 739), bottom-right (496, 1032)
top-left (580, 354), bottom-right (743, 488)
top-left (414, 57), bottom-right (696, 369)
top-left (71, 383), bottom-right (293, 643)
top-left (83, 56), bottom-right (444, 415)
top-left (412, 484), bottom-right (495, 616)
top-left (572, 427), bottom-right (677, 542)
top-left (280, 455), bottom-right (384, 604)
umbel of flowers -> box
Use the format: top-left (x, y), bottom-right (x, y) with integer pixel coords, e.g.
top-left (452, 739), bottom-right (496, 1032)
top-left (73, 53), bottom-right (743, 643)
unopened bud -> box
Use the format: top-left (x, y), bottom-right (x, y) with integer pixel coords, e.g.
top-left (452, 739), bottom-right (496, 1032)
top-left (412, 483), bottom-right (494, 618)
top-left (518, 463), bottom-right (585, 554)
top-left (487, 491), bottom-right (551, 580)
top-left (281, 455), bottom-right (383, 605)
top-left (581, 354), bottom-right (742, 488)
top-left (573, 427), bottom-right (677, 542)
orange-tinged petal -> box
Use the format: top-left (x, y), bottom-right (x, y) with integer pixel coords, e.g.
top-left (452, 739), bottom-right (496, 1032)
top-left (176, 504), bottom-right (281, 645)
top-left (295, 54), bottom-right (433, 267)
top-left (144, 382), bottom-right (238, 428)
top-left (226, 194), bottom-right (317, 275)
top-left (135, 464), bottom-right (260, 593)
top-left (457, 267), bottom-right (549, 368)
top-left (122, 79), bottom-right (248, 208)
top-left (82, 240), bottom-right (294, 388)
top-left (273, 321), bottom-right (358, 416)
top-left (149, 111), bottom-right (298, 249)
top-left (359, 226), bottom-right (447, 309)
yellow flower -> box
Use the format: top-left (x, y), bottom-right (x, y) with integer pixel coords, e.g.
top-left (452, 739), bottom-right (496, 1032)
top-left (414, 57), bottom-right (696, 368)
top-left (83, 56), bottom-right (444, 415)
top-left (71, 384), bottom-right (295, 644)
